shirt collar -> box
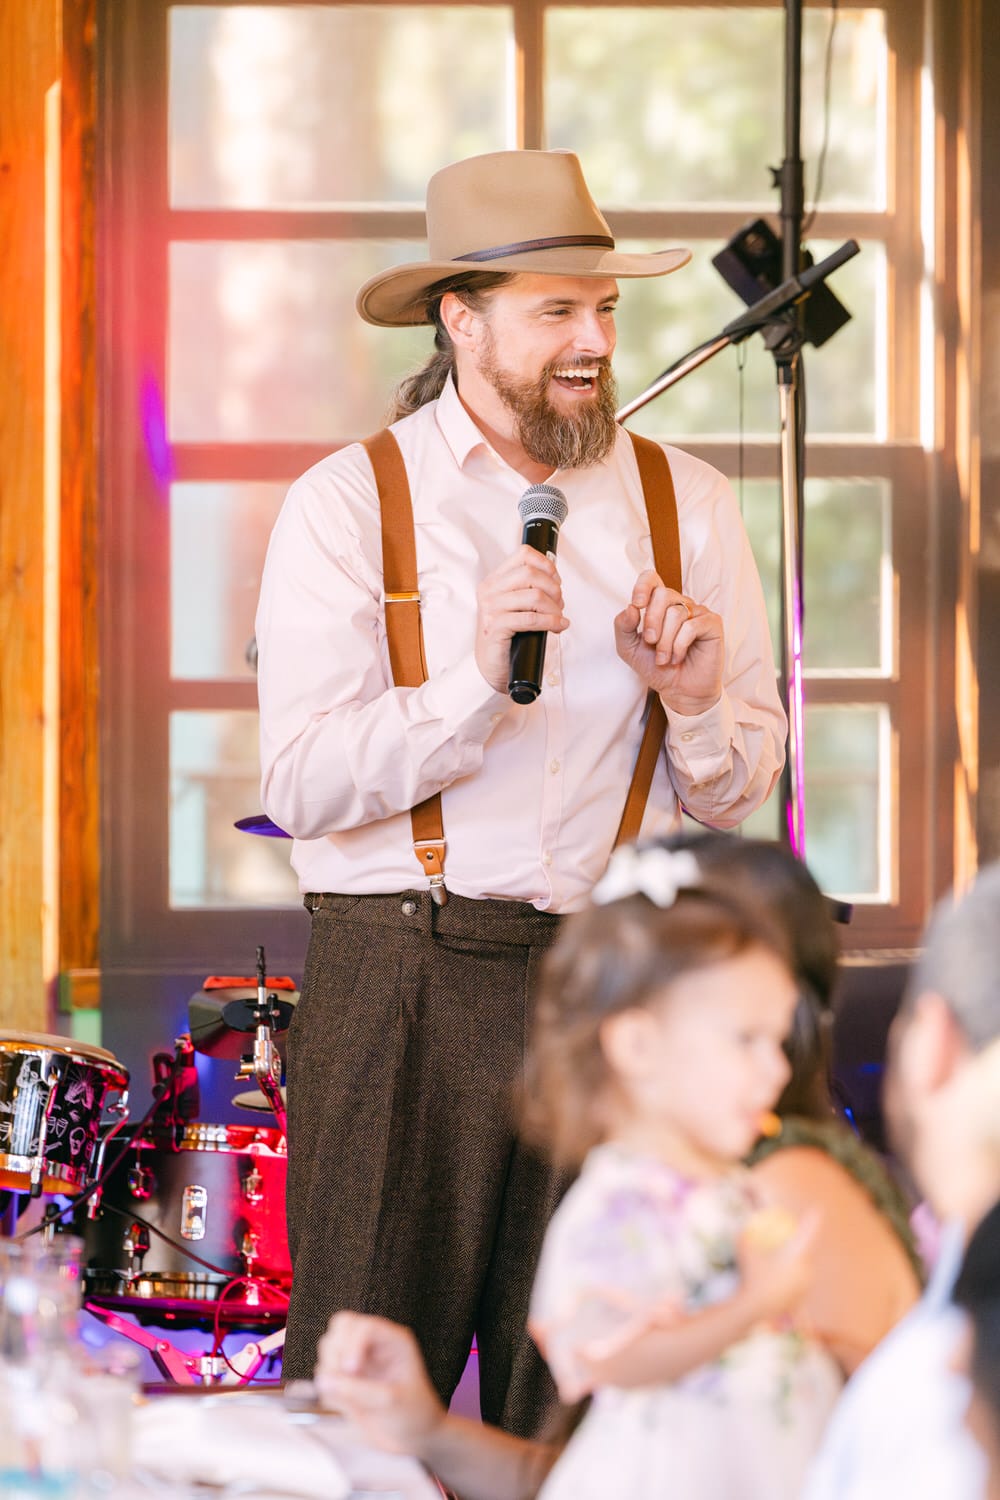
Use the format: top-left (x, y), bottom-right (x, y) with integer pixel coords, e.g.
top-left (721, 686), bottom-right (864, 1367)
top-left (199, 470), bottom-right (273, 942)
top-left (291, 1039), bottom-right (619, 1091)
top-left (435, 373), bottom-right (501, 470)
top-left (925, 1218), bottom-right (966, 1308)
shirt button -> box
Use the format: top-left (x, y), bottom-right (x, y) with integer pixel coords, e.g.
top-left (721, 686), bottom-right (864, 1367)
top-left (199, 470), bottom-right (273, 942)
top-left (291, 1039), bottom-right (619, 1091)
top-left (401, 898), bottom-right (418, 916)
top-left (542, 851), bottom-right (553, 866)
top-left (546, 671), bottom-right (560, 687)
top-left (490, 712), bottom-right (503, 724)
top-left (549, 759), bottom-right (561, 775)
top-left (680, 732), bottom-right (696, 743)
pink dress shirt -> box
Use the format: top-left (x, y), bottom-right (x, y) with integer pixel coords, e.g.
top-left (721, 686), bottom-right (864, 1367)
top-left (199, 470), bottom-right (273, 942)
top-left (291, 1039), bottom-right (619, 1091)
top-left (255, 378), bottom-right (786, 913)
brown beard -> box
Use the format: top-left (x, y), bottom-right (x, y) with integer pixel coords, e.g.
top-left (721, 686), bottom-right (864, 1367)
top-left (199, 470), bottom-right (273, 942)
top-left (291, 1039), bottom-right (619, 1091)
top-left (478, 330), bottom-right (620, 470)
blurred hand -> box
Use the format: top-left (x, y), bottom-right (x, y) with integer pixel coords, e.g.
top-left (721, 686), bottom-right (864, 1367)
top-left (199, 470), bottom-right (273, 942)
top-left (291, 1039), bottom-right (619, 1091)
top-left (737, 1208), bottom-right (820, 1324)
top-left (314, 1311), bottom-right (446, 1458)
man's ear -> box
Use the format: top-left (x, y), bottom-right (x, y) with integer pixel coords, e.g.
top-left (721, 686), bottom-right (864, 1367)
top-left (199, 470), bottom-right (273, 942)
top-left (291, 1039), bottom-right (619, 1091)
top-left (439, 291), bottom-right (480, 351)
top-left (896, 991), bottom-right (967, 1096)
top-left (599, 1008), bottom-right (656, 1083)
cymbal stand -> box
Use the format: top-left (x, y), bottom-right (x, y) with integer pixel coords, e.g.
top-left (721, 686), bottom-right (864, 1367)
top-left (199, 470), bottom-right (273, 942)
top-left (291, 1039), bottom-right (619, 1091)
top-left (621, 0), bottom-right (842, 857)
top-left (235, 945), bottom-right (287, 1136)
top-left (616, 237), bottom-right (858, 857)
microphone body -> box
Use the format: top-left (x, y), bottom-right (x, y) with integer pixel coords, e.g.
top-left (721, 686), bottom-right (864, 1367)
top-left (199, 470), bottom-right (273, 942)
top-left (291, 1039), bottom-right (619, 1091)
top-left (508, 484), bottom-right (568, 704)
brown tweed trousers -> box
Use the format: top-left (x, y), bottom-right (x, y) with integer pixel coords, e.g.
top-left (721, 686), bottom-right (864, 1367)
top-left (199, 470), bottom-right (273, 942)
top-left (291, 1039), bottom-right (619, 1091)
top-left (282, 886), bottom-right (565, 1438)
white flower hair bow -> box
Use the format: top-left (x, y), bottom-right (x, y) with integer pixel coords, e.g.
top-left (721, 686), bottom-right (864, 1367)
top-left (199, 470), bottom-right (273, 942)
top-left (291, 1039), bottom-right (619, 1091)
top-left (591, 846), bottom-right (702, 909)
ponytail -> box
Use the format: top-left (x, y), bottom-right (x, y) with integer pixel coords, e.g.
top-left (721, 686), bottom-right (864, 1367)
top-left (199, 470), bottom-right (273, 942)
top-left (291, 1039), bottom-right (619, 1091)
top-left (385, 270), bottom-right (515, 423)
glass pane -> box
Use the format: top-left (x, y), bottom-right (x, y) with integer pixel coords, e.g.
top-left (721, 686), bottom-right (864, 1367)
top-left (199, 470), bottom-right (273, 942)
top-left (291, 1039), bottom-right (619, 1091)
top-left (171, 482), bottom-right (287, 679)
top-left (740, 478), bottom-right (891, 674)
top-left (546, 8), bottom-right (886, 209)
top-left (738, 703), bottom-right (889, 902)
top-left (169, 5), bottom-right (514, 207)
top-left (170, 241), bottom-right (879, 444)
top-left (615, 238), bottom-right (882, 438)
top-left (169, 241), bottom-right (432, 441)
top-left (802, 704), bottom-right (889, 901)
top-left (170, 711), bottom-right (299, 908)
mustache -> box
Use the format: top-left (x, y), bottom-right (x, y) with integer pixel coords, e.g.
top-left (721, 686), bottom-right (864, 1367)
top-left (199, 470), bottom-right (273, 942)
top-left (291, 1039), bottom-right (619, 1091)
top-left (543, 356), bottom-right (614, 377)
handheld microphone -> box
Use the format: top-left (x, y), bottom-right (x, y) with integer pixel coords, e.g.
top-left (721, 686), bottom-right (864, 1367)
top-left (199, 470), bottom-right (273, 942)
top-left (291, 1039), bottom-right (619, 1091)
top-left (508, 483), bottom-right (568, 705)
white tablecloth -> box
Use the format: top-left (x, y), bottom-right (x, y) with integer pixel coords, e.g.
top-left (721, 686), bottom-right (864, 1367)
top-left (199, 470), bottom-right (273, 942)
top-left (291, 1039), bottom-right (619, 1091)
top-left (130, 1391), bottom-right (441, 1499)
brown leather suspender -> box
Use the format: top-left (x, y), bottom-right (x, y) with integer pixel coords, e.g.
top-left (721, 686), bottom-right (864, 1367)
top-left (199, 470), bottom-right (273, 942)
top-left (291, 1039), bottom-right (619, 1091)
top-left (362, 427), bottom-right (682, 899)
top-left (614, 432), bottom-right (683, 846)
top-left (362, 429), bottom-right (448, 902)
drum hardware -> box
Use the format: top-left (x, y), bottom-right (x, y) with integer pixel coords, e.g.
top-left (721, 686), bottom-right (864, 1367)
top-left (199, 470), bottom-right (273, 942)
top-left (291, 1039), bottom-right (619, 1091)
top-left (127, 1163), bottom-right (156, 1202)
top-left (149, 1034), bottom-right (201, 1145)
top-left (242, 1166), bottom-right (264, 1205)
top-left (240, 1230), bottom-right (260, 1279)
top-left (123, 1221), bottom-right (151, 1285)
top-left (85, 1105), bottom-right (134, 1219)
top-left (82, 1300), bottom-right (286, 1386)
top-left (180, 1184), bottom-right (208, 1240)
top-left (231, 947), bottom-right (288, 1138)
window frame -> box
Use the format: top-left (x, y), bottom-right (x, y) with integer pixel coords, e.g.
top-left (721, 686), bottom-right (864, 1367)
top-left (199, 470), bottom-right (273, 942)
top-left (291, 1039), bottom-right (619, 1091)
top-left (99, 0), bottom-right (942, 974)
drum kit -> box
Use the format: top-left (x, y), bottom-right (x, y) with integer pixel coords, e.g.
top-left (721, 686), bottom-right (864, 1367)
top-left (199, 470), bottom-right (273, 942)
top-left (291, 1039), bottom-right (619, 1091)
top-left (0, 948), bottom-right (296, 1387)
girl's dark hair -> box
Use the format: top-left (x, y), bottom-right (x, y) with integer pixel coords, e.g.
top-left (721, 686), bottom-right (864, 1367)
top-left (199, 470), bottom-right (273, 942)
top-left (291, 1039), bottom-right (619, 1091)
top-left (522, 873), bottom-right (793, 1168)
top-left (386, 270), bottom-right (515, 421)
top-left (658, 831), bottom-right (839, 1008)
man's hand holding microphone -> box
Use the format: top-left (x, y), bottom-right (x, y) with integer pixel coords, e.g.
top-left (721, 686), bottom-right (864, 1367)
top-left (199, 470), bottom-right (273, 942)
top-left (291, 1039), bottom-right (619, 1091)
top-left (474, 484), bottom-right (724, 716)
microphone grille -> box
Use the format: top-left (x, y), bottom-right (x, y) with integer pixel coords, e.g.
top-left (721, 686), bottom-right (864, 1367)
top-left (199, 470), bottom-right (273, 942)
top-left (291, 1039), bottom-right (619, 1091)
top-left (518, 483), bottom-right (568, 527)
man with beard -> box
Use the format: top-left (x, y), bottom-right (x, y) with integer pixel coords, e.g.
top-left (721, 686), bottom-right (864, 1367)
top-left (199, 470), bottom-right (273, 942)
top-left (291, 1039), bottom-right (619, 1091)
top-left (255, 149), bottom-right (786, 1436)
top-left (802, 862), bottom-right (1000, 1500)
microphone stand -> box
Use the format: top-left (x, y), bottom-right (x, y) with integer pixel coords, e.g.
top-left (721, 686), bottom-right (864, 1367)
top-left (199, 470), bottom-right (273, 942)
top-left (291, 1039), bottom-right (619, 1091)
top-left (618, 0), bottom-right (833, 859)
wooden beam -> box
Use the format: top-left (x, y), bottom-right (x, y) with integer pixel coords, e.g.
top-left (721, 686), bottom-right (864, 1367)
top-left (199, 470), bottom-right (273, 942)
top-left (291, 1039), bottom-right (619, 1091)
top-left (59, 0), bottom-right (101, 1004)
top-left (0, 0), bottom-right (62, 1029)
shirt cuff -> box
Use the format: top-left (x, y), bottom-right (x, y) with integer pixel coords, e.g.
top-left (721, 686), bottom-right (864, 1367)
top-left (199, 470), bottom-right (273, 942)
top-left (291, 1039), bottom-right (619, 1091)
top-left (423, 653), bottom-right (511, 744)
top-left (662, 692), bottom-right (736, 779)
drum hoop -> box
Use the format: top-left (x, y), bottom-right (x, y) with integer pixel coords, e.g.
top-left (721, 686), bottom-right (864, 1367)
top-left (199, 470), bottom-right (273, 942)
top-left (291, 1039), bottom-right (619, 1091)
top-left (0, 1151), bottom-right (88, 1190)
top-left (0, 1031), bottom-right (128, 1080)
top-left (130, 1125), bottom-right (285, 1156)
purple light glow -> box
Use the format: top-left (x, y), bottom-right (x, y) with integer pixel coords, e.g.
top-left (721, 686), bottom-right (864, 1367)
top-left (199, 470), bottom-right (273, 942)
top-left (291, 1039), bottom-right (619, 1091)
top-left (786, 577), bottom-right (807, 860)
top-left (141, 373), bottom-right (174, 493)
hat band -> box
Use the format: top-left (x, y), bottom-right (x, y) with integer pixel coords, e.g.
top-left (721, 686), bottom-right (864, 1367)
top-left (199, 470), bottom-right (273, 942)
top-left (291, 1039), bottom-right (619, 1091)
top-left (455, 233), bottom-right (615, 264)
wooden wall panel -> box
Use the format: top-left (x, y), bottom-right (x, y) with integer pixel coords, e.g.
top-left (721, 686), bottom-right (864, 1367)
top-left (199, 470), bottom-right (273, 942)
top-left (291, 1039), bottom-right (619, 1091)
top-left (59, 0), bottom-right (100, 1008)
top-left (0, 2), bottom-right (60, 1030)
top-left (0, 1), bottom-right (96, 1027)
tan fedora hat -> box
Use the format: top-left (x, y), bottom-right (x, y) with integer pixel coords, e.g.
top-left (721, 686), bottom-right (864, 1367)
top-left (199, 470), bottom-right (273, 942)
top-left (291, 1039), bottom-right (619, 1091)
top-left (356, 150), bottom-right (691, 328)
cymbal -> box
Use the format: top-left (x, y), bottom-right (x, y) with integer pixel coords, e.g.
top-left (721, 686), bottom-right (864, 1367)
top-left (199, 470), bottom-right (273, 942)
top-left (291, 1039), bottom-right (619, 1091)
top-left (234, 814), bottom-right (290, 838)
top-left (188, 990), bottom-right (299, 1060)
top-left (233, 1084), bottom-right (287, 1113)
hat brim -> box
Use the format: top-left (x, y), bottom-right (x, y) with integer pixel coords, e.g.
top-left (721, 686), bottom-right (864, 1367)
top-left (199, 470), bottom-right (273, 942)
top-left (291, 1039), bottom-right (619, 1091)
top-left (356, 244), bottom-right (692, 327)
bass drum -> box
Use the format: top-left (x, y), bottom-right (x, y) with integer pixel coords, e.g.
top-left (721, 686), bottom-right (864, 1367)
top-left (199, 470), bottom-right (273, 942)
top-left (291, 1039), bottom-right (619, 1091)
top-left (0, 1032), bottom-right (129, 1195)
top-left (82, 1122), bottom-right (290, 1302)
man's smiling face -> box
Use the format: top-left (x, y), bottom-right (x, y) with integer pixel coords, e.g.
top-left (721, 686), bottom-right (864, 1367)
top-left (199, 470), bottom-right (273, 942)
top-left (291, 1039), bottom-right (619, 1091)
top-left (468, 273), bottom-right (622, 470)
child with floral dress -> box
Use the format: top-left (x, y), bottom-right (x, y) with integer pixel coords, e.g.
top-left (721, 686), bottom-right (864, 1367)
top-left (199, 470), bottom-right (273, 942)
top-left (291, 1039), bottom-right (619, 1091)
top-left (525, 844), bottom-right (843, 1500)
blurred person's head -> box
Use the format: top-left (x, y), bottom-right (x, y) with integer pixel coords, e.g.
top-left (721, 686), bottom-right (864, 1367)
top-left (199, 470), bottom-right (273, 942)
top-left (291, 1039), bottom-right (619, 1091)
top-left (885, 860), bottom-right (1000, 1229)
